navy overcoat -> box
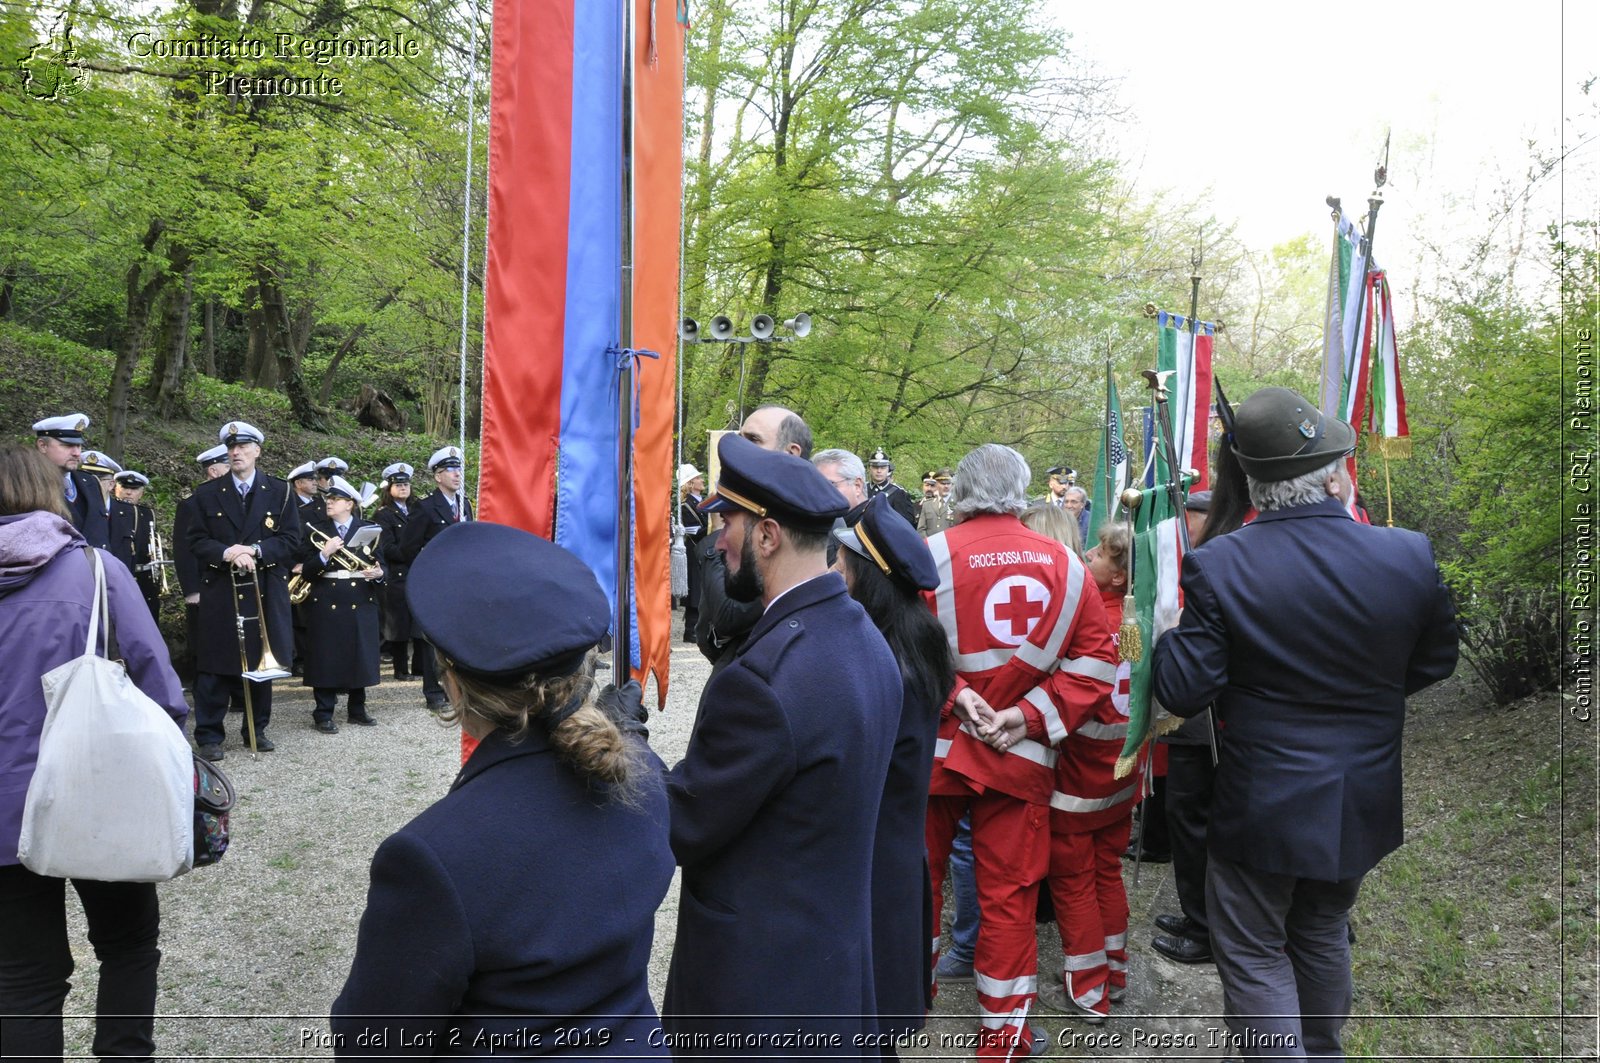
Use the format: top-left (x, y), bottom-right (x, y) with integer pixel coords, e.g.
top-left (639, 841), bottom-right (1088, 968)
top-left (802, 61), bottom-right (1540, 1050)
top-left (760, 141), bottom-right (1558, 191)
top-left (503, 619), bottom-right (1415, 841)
top-left (1152, 497), bottom-right (1458, 881)
top-left (664, 571), bottom-right (901, 1055)
top-left (332, 727), bottom-right (675, 1058)
top-left (185, 472), bottom-right (303, 675)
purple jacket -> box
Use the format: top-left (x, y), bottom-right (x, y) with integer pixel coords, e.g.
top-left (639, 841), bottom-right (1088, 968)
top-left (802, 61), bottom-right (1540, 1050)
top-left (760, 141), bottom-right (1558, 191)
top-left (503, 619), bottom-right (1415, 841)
top-left (0, 512), bottom-right (189, 867)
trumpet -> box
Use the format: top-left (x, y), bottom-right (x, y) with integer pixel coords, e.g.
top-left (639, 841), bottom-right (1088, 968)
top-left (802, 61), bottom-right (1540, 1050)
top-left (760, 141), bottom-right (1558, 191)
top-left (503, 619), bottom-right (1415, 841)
top-left (289, 526), bottom-right (381, 605)
top-left (147, 524), bottom-right (173, 597)
top-left (232, 563), bottom-right (291, 753)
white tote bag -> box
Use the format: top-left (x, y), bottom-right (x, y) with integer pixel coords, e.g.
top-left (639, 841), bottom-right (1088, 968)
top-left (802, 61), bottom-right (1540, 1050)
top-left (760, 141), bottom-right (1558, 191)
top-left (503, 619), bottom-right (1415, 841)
top-left (17, 549), bottom-right (194, 881)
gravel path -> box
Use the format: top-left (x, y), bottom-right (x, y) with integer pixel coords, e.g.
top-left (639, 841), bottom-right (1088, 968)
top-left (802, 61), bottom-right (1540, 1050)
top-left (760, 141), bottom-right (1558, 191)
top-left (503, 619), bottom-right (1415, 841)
top-left (58, 622), bottom-right (1224, 1060)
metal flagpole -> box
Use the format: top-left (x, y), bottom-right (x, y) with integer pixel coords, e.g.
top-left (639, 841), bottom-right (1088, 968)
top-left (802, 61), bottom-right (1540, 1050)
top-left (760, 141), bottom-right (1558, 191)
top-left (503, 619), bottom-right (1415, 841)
top-left (457, 3), bottom-right (482, 463)
top-left (614, 0), bottom-right (638, 685)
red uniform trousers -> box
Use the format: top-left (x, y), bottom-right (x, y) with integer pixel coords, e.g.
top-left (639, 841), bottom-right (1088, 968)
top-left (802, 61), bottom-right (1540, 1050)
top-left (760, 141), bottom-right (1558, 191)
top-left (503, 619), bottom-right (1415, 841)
top-left (928, 789), bottom-right (1049, 1060)
top-left (1047, 816), bottom-right (1132, 1017)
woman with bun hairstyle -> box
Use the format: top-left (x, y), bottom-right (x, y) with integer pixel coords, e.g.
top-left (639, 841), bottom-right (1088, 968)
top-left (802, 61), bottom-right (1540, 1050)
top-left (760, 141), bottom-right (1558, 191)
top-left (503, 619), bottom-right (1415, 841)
top-left (832, 493), bottom-right (955, 1052)
top-left (332, 521), bottom-right (674, 1058)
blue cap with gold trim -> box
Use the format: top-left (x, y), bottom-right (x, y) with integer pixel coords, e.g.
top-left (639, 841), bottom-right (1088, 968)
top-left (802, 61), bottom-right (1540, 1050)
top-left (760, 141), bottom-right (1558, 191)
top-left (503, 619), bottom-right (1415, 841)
top-left (699, 434), bottom-right (848, 532)
top-left (834, 493), bottom-right (939, 591)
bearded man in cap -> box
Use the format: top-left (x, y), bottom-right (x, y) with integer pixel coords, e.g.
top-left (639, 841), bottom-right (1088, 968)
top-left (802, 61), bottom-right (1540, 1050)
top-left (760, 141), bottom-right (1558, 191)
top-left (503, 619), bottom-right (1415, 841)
top-left (33, 413), bottom-right (109, 549)
top-left (692, 404), bottom-right (813, 676)
top-left (663, 433), bottom-right (900, 1054)
top-left (185, 422), bottom-right (304, 759)
top-left (1153, 387), bottom-right (1458, 1059)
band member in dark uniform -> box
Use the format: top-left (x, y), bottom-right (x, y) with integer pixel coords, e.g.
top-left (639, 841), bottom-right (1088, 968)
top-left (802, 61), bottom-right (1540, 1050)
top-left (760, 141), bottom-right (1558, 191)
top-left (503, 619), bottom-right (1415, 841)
top-left (677, 463), bottom-right (707, 643)
top-left (109, 470), bottom-right (161, 620)
top-left (185, 421), bottom-right (303, 761)
top-left (32, 414), bottom-right (109, 549)
top-left (173, 446), bottom-right (231, 683)
top-left (299, 476), bottom-right (384, 733)
top-left (288, 461), bottom-right (323, 523)
top-left (373, 463), bottom-right (424, 681)
top-left (315, 457), bottom-right (348, 502)
top-left (402, 446), bottom-right (473, 712)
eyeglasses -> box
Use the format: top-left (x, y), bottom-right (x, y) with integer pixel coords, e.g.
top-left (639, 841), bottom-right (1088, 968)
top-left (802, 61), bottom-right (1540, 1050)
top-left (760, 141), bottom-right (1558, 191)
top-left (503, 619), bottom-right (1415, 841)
top-left (825, 476), bottom-right (850, 487)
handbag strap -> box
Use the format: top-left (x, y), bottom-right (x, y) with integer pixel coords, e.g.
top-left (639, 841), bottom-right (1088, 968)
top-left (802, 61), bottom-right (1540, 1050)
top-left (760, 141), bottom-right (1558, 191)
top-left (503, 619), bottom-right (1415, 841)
top-left (82, 548), bottom-right (120, 661)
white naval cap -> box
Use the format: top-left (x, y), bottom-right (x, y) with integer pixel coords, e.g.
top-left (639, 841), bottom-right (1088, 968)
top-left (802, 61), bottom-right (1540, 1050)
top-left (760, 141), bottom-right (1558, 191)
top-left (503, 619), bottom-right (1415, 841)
top-left (287, 461), bottom-right (317, 481)
top-left (324, 475), bottom-right (361, 501)
top-left (79, 451), bottom-right (122, 475)
top-left (382, 462), bottom-right (414, 481)
top-left (115, 470), bottom-right (151, 488)
top-left (197, 444), bottom-right (229, 466)
top-left (677, 462), bottom-right (703, 486)
top-left (33, 414), bottom-right (90, 443)
top-left (428, 446), bottom-right (464, 471)
top-left (316, 456), bottom-right (349, 474)
top-left (219, 421), bottom-right (265, 446)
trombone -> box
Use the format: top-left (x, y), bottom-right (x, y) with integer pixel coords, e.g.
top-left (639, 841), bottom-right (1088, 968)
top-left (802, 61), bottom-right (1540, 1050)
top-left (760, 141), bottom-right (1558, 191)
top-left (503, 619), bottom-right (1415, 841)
top-left (288, 526), bottom-right (382, 605)
top-left (232, 562), bottom-right (292, 754)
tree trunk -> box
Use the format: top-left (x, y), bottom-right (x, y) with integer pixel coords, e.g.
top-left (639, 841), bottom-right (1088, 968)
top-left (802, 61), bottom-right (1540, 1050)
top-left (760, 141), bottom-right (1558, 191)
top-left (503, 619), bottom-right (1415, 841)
top-left (202, 298), bottom-right (216, 376)
top-left (318, 289), bottom-right (398, 404)
top-left (0, 265), bottom-right (16, 319)
top-left (151, 261), bottom-right (194, 418)
top-left (258, 268), bottom-right (326, 430)
top-left (107, 220), bottom-right (169, 461)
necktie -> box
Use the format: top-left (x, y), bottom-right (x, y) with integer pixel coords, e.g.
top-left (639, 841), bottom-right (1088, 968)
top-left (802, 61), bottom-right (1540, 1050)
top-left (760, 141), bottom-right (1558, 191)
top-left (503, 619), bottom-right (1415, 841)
top-left (337, 524), bottom-right (349, 539)
top-left (64, 473), bottom-right (76, 504)
top-left (238, 480), bottom-right (249, 500)
top-left (451, 498), bottom-right (459, 523)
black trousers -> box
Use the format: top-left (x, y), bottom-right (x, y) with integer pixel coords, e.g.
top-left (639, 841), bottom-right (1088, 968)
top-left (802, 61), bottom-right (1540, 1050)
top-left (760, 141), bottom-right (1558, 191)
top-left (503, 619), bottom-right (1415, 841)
top-left (193, 672), bottom-right (273, 746)
top-left (1165, 742), bottom-right (1217, 935)
top-left (0, 864), bottom-right (161, 1061)
top-left (384, 638), bottom-right (429, 677)
top-left (313, 687), bottom-right (368, 722)
top-left (416, 641), bottom-right (446, 703)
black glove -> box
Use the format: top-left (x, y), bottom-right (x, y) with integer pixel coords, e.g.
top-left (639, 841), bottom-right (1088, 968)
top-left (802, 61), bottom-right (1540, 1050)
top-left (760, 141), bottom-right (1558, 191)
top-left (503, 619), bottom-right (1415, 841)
top-left (595, 679), bottom-right (649, 740)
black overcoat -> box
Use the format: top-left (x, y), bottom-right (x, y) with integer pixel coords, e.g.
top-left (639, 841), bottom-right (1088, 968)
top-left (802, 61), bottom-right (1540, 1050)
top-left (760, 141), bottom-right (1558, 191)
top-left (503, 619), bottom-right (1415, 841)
top-left (298, 514), bottom-right (383, 690)
top-left (185, 473), bottom-right (303, 676)
top-left (108, 499), bottom-right (158, 615)
top-left (172, 493), bottom-right (201, 597)
top-left (372, 503), bottom-right (415, 642)
top-left (332, 728), bottom-right (675, 1058)
top-left (65, 469), bottom-right (110, 549)
top-left (663, 572), bottom-right (900, 1054)
top-left (1152, 496), bottom-right (1459, 881)
top-left (401, 489), bottom-right (474, 564)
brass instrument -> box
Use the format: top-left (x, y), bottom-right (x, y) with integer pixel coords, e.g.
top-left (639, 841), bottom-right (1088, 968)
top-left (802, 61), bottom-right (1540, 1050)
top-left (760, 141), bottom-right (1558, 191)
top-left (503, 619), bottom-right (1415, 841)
top-left (232, 562), bottom-right (292, 754)
top-left (289, 526), bottom-right (381, 605)
top-left (140, 523), bottom-right (173, 597)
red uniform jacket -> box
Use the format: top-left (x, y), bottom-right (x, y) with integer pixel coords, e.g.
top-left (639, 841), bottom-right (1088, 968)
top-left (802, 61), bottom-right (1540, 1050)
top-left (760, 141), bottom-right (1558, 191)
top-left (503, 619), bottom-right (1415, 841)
top-left (923, 514), bottom-right (1117, 804)
top-left (1050, 585), bottom-right (1141, 832)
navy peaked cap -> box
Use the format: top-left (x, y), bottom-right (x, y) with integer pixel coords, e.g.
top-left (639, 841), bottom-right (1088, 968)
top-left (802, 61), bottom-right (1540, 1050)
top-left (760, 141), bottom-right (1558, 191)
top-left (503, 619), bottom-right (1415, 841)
top-left (407, 521), bottom-right (610, 679)
top-left (699, 433), bottom-right (849, 531)
top-left (834, 493), bottom-right (939, 591)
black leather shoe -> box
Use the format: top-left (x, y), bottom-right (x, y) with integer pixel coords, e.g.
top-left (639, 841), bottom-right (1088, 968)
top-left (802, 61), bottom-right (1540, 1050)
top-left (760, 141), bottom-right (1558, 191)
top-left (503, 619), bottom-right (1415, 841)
top-left (315, 719), bottom-right (339, 734)
top-left (425, 698), bottom-right (448, 714)
top-left (1156, 913), bottom-right (1206, 940)
top-left (1152, 933), bottom-right (1213, 964)
top-left (197, 744), bottom-right (225, 762)
top-left (247, 733), bottom-right (276, 752)
top-left (348, 712), bottom-right (378, 727)
top-left (1123, 844), bottom-right (1171, 863)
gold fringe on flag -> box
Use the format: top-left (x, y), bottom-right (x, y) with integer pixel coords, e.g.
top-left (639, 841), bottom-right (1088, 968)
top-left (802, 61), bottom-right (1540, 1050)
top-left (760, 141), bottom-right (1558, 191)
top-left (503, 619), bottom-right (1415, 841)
top-left (1119, 595), bottom-right (1142, 662)
top-left (1114, 751), bottom-right (1140, 780)
top-left (1372, 434), bottom-right (1411, 459)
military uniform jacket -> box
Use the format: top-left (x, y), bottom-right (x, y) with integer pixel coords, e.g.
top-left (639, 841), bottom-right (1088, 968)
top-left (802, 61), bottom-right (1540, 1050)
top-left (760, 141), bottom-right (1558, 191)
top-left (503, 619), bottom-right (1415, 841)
top-left (298, 515), bottom-right (382, 690)
top-left (663, 572), bottom-right (900, 1052)
top-left (866, 479), bottom-right (918, 525)
top-left (332, 727), bottom-right (675, 1058)
top-left (108, 499), bottom-right (158, 610)
top-left (172, 493), bottom-right (202, 596)
top-left (373, 503), bottom-right (416, 642)
top-left (185, 473), bottom-right (304, 676)
top-left (1152, 497), bottom-right (1459, 881)
top-left (65, 469), bottom-right (110, 549)
top-left (298, 493), bottom-right (326, 526)
top-left (402, 489), bottom-right (474, 563)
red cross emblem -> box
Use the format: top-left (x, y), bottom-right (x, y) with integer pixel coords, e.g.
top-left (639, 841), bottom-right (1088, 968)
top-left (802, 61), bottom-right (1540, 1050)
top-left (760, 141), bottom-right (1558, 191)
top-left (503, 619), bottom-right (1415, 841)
top-left (983, 576), bottom-right (1049, 646)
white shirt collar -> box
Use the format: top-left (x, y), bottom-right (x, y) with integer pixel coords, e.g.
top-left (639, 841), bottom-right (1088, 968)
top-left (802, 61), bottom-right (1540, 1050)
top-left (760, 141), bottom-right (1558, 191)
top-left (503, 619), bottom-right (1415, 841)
top-left (233, 473), bottom-right (255, 494)
top-left (763, 571), bottom-right (831, 614)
